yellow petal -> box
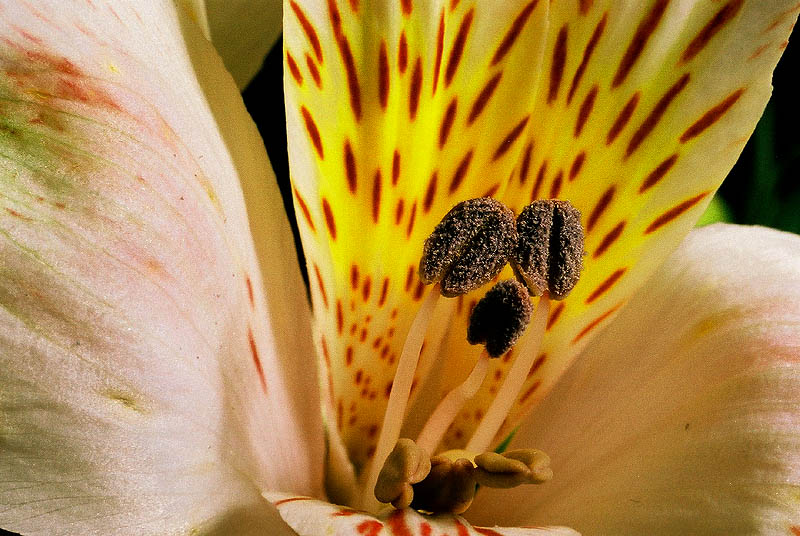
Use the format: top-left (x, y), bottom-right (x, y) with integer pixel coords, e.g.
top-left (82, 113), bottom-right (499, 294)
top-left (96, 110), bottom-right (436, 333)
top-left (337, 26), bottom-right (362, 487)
top-left (283, 0), bottom-right (798, 475)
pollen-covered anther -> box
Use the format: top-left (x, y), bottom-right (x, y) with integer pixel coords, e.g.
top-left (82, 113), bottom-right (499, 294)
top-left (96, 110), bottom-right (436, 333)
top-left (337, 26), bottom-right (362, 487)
top-left (419, 197), bottom-right (517, 297)
top-left (511, 199), bottom-right (585, 299)
top-left (409, 455), bottom-right (477, 515)
top-left (467, 279), bottom-right (533, 357)
top-left (374, 438), bottom-right (431, 509)
top-left (474, 449), bottom-right (553, 488)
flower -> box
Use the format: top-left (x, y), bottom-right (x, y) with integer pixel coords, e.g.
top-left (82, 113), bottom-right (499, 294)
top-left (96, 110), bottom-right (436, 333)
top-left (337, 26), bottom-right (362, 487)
top-left (0, 1), bottom-right (798, 535)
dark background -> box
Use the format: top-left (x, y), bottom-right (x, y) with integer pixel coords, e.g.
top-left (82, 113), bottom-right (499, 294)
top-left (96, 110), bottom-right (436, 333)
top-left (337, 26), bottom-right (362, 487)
top-left (1, 30), bottom-right (797, 536)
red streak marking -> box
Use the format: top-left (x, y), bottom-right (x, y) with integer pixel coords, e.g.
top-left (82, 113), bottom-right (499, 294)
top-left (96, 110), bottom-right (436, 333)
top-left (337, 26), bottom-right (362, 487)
top-left (420, 521), bottom-right (432, 536)
top-left (273, 496), bottom-right (312, 506)
top-left (445, 9), bottom-right (475, 87)
top-left (593, 221), bottom-right (626, 258)
top-left (578, 0), bottom-right (594, 14)
top-left (680, 89), bottom-right (744, 143)
top-left (790, 526), bottom-right (800, 536)
top-left (529, 353), bottom-right (547, 376)
top-left (379, 41), bottom-right (390, 109)
top-left (355, 369), bottom-right (363, 385)
top-left (568, 13), bottom-right (607, 104)
top-left (439, 98), bottom-right (458, 148)
top-left (406, 201), bottom-right (417, 238)
top-left (398, 32), bottom-right (408, 73)
top-left (322, 198), bottom-right (337, 240)
top-left (372, 169), bottom-right (382, 223)
top-left (645, 192), bottom-right (709, 234)
top-left (346, 345), bottom-right (354, 366)
top-left (612, 0), bottom-right (670, 88)
top-left (405, 265), bottom-right (415, 292)
top-left (286, 51), bottom-right (303, 85)
top-left (549, 169), bottom-right (563, 198)
top-left (454, 519), bottom-right (470, 536)
top-left (351, 264), bottom-right (360, 289)
top-left (245, 276), bottom-right (254, 308)
top-left (468, 72), bottom-right (503, 125)
top-left (587, 185), bottom-right (615, 232)
top-left (423, 171), bottom-right (438, 213)
top-left (329, 0), bottom-right (362, 121)
top-left (547, 302), bottom-right (565, 330)
top-left (409, 57), bottom-right (423, 120)
top-left (290, 1), bottom-right (323, 62)
top-left (519, 141), bottom-right (534, 184)
top-left (476, 528), bottom-right (504, 536)
top-left (362, 276), bottom-right (372, 302)
top-left (301, 106), bottom-right (324, 158)
top-left (575, 84), bottom-right (598, 137)
top-left (569, 151), bottom-right (586, 181)
top-left (344, 139), bottom-right (358, 193)
top-left (314, 264), bottom-right (329, 308)
top-left (395, 198), bottom-right (405, 224)
top-left (681, 0), bottom-right (744, 64)
top-left (491, 0), bottom-right (540, 65)
top-left (400, 0), bottom-right (412, 15)
top-left (639, 153), bottom-right (678, 193)
top-left (483, 183), bottom-right (500, 198)
top-left (548, 25), bottom-right (568, 103)
top-left (532, 160), bottom-right (547, 200)
top-left (572, 303), bottom-right (624, 343)
top-left (413, 281), bottom-right (425, 301)
top-left (348, 0), bottom-right (359, 12)
top-left (357, 520), bottom-right (383, 536)
top-left (492, 115), bottom-right (530, 161)
top-left (293, 187), bottom-right (316, 232)
top-left (606, 92), bottom-right (640, 145)
top-left (433, 10), bottom-right (445, 94)
top-left (626, 73), bottom-right (690, 159)
top-left (586, 268), bottom-right (627, 304)
top-left (306, 53), bottom-right (322, 88)
top-left (378, 278), bottom-right (390, 307)
top-left (449, 150), bottom-right (474, 193)
top-left (248, 328), bottom-right (267, 392)
top-left (5, 208), bottom-right (31, 221)
top-left (520, 380), bottom-right (541, 403)
top-left (337, 300), bottom-right (344, 334)
top-left (392, 150), bottom-right (401, 185)
top-left (387, 509), bottom-right (412, 536)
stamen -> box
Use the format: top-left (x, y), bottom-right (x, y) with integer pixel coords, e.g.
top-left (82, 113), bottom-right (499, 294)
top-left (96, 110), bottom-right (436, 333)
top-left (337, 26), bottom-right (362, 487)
top-left (419, 197), bottom-right (517, 297)
top-left (511, 199), bottom-right (584, 299)
top-left (410, 455), bottom-right (477, 514)
top-left (415, 280), bottom-right (532, 454)
top-left (363, 198), bottom-right (518, 510)
top-left (474, 449), bottom-right (552, 488)
top-left (374, 438), bottom-right (431, 509)
top-left (465, 293), bottom-right (550, 453)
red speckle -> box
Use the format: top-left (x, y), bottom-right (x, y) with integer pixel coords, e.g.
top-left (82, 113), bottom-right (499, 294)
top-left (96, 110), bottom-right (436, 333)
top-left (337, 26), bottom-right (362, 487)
top-left (409, 57), bottom-right (423, 120)
top-left (357, 520), bottom-right (383, 536)
top-left (569, 151), bottom-right (586, 181)
top-left (286, 51), bottom-right (303, 85)
top-left (433, 10), bottom-right (445, 94)
top-left (248, 328), bottom-right (267, 393)
top-left (445, 9), bottom-right (474, 87)
top-left (322, 197), bottom-right (337, 240)
top-left (606, 92), bottom-right (640, 145)
top-left (290, 1), bottom-right (323, 62)
top-left (449, 150), bottom-right (474, 194)
top-left (372, 170), bottom-right (382, 223)
top-left (492, 115), bottom-right (530, 161)
top-left (491, 0), bottom-right (540, 65)
top-left (438, 98), bottom-right (458, 148)
top-left (593, 221), bottom-right (626, 258)
top-left (387, 510), bottom-right (412, 536)
top-left (644, 191), bottom-right (709, 234)
top-left (572, 303), bottom-right (623, 343)
top-left (626, 74), bottom-right (690, 159)
top-left (587, 185), bottom-right (615, 231)
top-left (392, 150), bottom-right (401, 185)
top-left (245, 275), bottom-right (254, 308)
top-left (306, 54), bottom-right (322, 88)
top-left (301, 106), bottom-right (324, 158)
top-left (613, 0), bottom-right (670, 88)
top-left (346, 346), bottom-right (354, 366)
top-left (468, 72), bottom-right (502, 125)
top-left (423, 172), bottom-right (438, 213)
top-left (548, 25), bottom-right (568, 104)
top-left (585, 267), bottom-right (627, 304)
top-left (378, 41), bottom-right (390, 109)
top-left (398, 31), bottom-right (408, 73)
top-left (568, 13), bottom-right (607, 104)
top-left (293, 187), bottom-right (316, 232)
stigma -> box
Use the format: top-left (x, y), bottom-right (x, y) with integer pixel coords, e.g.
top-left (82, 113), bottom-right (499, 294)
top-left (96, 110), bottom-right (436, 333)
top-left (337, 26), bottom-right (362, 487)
top-left (360, 197), bottom-right (584, 515)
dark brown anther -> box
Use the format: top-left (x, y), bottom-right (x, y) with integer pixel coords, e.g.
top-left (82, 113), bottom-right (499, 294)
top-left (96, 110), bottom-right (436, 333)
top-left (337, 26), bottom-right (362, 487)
top-left (511, 199), bottom-right (584, 299)
top-left (419, 197), bottom-right (517, 297)
top-left (467, 279), bottom-right (533, 357)
top-left (410, 455), bottom-right (477, 514)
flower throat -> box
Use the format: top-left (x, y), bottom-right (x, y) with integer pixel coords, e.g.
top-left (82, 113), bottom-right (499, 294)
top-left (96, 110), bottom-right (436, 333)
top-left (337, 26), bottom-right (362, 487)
top-left (347, 197), bottom-right (585, 515)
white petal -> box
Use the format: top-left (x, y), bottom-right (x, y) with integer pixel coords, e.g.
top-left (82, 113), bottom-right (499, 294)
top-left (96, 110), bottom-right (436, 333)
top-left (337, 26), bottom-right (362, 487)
top-left (469, 224), bottom-right (800, 534)
top-left (0, 1), bottom-right (319, 534)
top-left (266, 492), bottom-right (579, 536)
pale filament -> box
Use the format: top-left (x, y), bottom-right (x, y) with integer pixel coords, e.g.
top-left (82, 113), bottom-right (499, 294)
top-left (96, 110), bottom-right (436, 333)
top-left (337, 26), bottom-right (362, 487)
top-left (466, 293), bottom-right (550, 454)
top-left (415, 348), bottom-right (491, 455)
top-left (360, 284), bottom-right (441, 510)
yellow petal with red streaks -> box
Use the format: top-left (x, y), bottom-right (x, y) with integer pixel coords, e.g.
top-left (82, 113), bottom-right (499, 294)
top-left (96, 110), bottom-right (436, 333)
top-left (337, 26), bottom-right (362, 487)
top-left (434, 0), bottom-right (798, 451)
top-left (284, 0), bottom-right (551, 474)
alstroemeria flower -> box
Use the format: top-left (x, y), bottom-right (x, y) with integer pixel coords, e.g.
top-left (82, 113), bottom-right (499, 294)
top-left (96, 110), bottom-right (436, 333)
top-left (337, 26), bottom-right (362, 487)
top-left (1, 1), bottom-right (799, 535)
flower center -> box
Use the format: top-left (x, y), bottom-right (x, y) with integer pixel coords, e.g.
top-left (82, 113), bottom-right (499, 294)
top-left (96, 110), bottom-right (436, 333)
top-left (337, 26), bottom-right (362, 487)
top-left (355, 198), bottom-right (585, 515)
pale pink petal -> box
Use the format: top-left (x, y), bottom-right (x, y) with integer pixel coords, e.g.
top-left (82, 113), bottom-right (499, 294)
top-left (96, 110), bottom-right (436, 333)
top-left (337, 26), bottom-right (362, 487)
top-left (266, 493), bottom-right (579, 536)
top-left (0, 1), bottom-right (319, 533)
top-left (470, 224), bottom-right (800, 534)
